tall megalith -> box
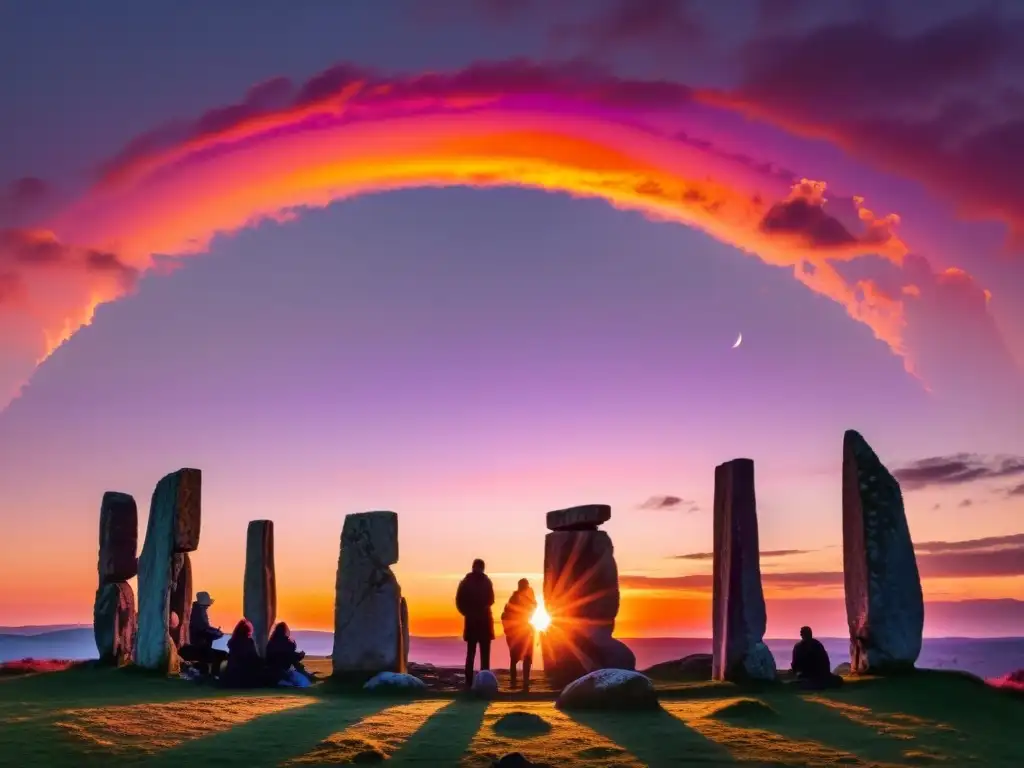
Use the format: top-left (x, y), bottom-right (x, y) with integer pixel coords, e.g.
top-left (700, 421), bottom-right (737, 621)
top-left (711, 459), bottom-right (776, 682)
top-left (843, 430), bottom-right (923, 674)
top-left (93, 492), bottom-right (138, 665)
top-left (332, 511), bottom-right (406, 677)
top-left (135, 468), bottom-right (201, 672)
top-left (244, 520), bottom-right (277, 656)
top-left (542, 504), bottom-right (635, 686)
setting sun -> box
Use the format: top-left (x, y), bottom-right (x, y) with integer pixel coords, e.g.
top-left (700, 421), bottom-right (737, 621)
top-left (531, 601), bottom-right (551, 632)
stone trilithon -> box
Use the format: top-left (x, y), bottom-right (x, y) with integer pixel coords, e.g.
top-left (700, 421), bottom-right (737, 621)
top-left (541, 504), bottom-right (635, 686)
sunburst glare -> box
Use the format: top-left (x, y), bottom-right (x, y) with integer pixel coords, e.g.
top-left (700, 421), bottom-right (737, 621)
top-left (531, 600), bottom-right (551, 632)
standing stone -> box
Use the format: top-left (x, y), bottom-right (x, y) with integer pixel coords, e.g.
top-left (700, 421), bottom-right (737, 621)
top-left (332, 511), bottom-right (405, 677)
top-left (542, 518), bottom-right (635, 686)
top-left (136, 468), bottom-right (201, 672)
top-left (93, 581), bottom-right (137, 665)
top-left (98, 492), bottom-right (138, 583)
top-left (843, 430), bottom-right (923, 674)
top-left (400, 596), bottom-right (410, 669)
top-left (168, 552), bottom-right (192, 650)
top-left (244, 520), bottom-right (277, 656)
top-left (93, 491), bottom-right (139, 665)
top-left (711, 459), bottom-right (776, 682)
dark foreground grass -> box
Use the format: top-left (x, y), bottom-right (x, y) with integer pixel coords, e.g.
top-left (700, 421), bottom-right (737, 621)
top-left (1, 664), bottom-right (1022, 767)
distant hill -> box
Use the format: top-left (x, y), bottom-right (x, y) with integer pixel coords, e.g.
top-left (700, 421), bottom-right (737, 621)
top-left (3, 627), bottom-right (1023, 679)
top-left (0, 624), bottom-right (90, 636)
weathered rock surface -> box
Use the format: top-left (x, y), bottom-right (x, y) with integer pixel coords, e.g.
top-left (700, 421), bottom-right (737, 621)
top-left (400, 596), bottom-right (410, 670)
top-left (136, 469), bottom-right (201, 672)
top-left (98, 492), bottom-right (138, 583)
top-left (472, 669), bottom-right (500, 698)
top-left (244, 520), bottom-right (277, 656)
top-left (843, 430), bottom-right (923, 674)
top-left (712, 459), bottom-right (776, 682)
top-left (541, 528), bottom-right (635, 685)
top-left (644, 653), bottom-right (713, 681)
top-left (363, 671), bottom-right (427, 692)
top-left (168, 552), bottom-right (192, 650)
top-left (555, 669), bottom-right (659, 711)
top-left (546, 504), bottom-right (611, 531)
top-left (332, 511), bottom-right (405, 676)
top-left (93, 581), bottom-right (137, 665)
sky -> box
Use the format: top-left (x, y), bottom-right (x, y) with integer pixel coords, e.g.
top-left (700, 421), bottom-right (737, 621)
top-left (0, 0), bottom-right (1022, 639)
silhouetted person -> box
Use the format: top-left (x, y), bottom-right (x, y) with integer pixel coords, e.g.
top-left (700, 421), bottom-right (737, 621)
top-left (792, 626), bottom-right (842, 689)
top-left (178, 591), bottom-right (227, 677)
top-left (501, 578), bottom-right (537, 691)
top-left (456, 558), bottom-right (495, 689)
top-left (221, 619), bottom-right (271, 688)
top-left (266, 621), bottom-right (314, 685)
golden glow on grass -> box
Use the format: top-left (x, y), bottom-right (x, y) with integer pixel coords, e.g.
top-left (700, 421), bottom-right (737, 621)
top-left (466, 702), bottom-right (636, 767)
top-left (287, 701), bottom-right (448, 765)
top-left (56, 696), bottom-right (314, 753)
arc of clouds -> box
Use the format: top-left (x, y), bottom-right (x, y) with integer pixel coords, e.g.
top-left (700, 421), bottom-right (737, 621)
top-left (4, 66), bottom-right (921, 411)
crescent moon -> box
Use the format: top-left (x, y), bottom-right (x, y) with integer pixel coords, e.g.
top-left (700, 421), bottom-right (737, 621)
top-left (732, 332), bottom-right (743, 349)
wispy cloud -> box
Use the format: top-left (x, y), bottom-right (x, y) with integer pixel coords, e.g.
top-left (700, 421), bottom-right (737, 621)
top-left (630, 534), bottom-right (1024, 592)
top-left (892, 454), bottom-right (1024, 491)
top-left (639, 495), bottom-right (700, 513)
top-left (670, 549), bottom-right (811, 560)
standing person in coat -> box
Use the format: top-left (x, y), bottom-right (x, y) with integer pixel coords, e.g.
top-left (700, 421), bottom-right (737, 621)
top-left (501, 578), bottom-right (537, 691)
top-left (456, 558), bottom-right (495, 689)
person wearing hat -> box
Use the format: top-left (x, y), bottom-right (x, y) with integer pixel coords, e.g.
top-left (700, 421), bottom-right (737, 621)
top-left (178, 591), bottom-right (228, 677)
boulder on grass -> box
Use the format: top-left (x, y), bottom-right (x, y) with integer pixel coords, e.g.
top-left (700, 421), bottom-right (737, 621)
top-left (644, 653), bottom-right (713, 681)
top-left (555, 669), bottom-right (659, 711)
top-left (363, 671), bottom-right (427, 693)
top-left (472, 669), bottom-right (500, 699)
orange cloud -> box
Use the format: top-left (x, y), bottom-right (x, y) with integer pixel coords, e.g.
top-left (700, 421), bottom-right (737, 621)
top-left (2, 61), bottom-right (982, 410)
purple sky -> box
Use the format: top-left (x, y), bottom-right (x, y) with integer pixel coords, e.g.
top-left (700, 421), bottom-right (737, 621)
top-left (0, 0), bottom-right (1021, 635)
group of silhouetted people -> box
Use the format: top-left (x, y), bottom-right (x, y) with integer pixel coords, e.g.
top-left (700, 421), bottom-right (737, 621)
top-left (456, 558), bottom-right (538, 691)
top-left (174, 569), bottom-right (837, 693)
top-left (173, 591), bottom-right (315, 688)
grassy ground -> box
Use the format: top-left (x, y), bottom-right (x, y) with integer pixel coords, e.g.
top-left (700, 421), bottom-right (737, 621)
top-left (1, 662), bottom-right (1021, 767)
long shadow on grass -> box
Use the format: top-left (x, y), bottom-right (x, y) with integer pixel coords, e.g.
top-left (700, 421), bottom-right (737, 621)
top-left (143, 696), bottom-right (387, 768)
top-left (757, 693), bottom-right (916, 765)
top-left (387, 697), bottom-right (489, 765)
top-left (568, 707), bottom-right (737, 766)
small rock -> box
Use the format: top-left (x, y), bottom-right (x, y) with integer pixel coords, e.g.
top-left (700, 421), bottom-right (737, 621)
top-left (493, 753), bottom-right (538, 768)
top-left (555, 669), bottom-right (659, 711)
top-left (546, 504), bottom-right (611, 531)
top-left (472, 669), bottom-right (500, 698)
top-left (493, 712), bottom-right (552, 737)
top-left (363, 671), bottom-right (427, 692)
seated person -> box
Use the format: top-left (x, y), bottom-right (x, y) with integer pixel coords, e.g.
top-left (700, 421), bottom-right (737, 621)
top-left (266, 621), bottom-right (314, 685)
top-left (178, 591), bottom-right (228, 677)
top-left (221, 619), bottom-right (273, 688)
top-left (791, 626), bottom-right (842, 689)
